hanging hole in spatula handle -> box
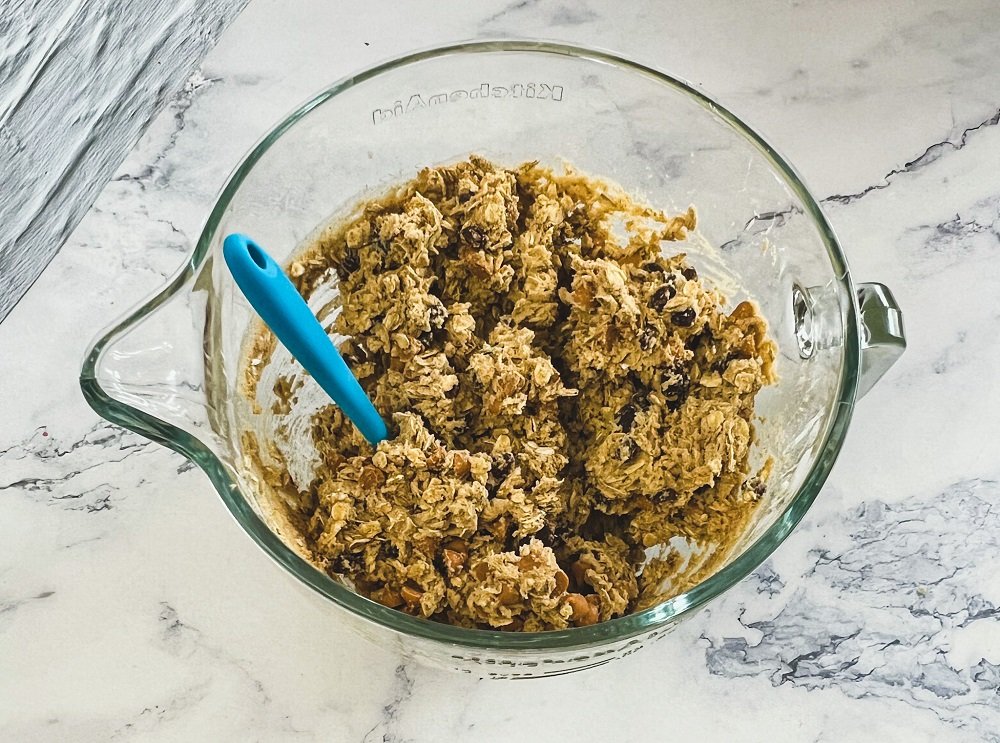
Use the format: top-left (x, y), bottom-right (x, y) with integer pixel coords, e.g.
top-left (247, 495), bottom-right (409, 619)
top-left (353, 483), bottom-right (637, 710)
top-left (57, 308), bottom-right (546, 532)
top-left (223, 233), bottom-right (389, 445)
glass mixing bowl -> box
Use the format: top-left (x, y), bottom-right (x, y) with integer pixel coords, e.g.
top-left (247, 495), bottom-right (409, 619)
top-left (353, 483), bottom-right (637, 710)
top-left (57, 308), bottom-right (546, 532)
top-left (81, 41), bottom-right (905, 678)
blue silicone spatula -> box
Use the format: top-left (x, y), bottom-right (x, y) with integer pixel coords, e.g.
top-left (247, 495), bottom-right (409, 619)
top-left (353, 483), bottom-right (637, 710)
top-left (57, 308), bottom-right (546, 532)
top-left (223, 233), bottom-right (389, 445)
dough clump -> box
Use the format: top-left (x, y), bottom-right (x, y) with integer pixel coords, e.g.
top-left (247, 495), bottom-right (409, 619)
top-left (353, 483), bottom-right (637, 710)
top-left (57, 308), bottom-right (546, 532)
top-left (247, 157), bottom-right (776, 630)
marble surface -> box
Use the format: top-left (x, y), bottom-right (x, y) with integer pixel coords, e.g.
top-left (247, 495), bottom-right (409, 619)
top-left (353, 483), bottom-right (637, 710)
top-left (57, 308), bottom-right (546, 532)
top-left (0, 0), bottom-right (247, 322)
top-left (3, 0), bottom-right (1000, 740)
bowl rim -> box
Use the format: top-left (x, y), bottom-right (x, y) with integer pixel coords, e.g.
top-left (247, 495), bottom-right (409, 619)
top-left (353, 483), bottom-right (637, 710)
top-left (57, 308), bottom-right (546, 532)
top-left (81, 39), bottom-right (860, 651)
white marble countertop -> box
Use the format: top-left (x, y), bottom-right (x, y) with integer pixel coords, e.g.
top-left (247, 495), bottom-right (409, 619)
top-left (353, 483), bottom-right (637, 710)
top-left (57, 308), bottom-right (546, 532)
top-left (3, 1), bottom-right (1000, 740)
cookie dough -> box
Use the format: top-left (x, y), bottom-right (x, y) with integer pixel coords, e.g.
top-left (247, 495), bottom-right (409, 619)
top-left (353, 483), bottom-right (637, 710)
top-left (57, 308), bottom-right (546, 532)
top-left (245, 156), bottom-right (776, 631)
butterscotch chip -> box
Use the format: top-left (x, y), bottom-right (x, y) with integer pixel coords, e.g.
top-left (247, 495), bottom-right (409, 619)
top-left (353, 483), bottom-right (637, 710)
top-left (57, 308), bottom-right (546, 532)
top-left (442, 548), bottom-right (466, 574)
top-left (553, 569), bottom-right (570, 596)
top-left (358, 466), bottom-right (384, 490)
top-left (569, 560), bottom-right (590, 589)
top-left (566, 593), bottom-right (599, 626)
top-left (370, 587), bottom-right (403, 608)
top-left (472, 562), bottom-right (488, 582)
top-left (498, 585), bottom-right (521, 606)
top-left (400, 585), bottom-right (423, 606)
top-left (453, 453), bottom-right (471, 478)
top-left (444, 538), bottom-right (469, 554)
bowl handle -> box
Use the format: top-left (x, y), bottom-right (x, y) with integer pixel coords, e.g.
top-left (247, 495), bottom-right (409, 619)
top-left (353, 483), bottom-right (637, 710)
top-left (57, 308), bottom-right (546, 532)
top-left (79, 268), bottom-right (223, 465)
top-left (856, 282), bottom-right (905, 399)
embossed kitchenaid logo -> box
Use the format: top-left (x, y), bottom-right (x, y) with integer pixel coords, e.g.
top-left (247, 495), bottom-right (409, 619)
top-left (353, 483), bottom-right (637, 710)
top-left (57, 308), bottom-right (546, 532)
top-left (372, 81), bottom-right (564, 124)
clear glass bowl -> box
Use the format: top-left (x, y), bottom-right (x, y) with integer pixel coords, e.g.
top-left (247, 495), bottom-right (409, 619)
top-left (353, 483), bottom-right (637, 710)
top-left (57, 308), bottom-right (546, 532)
top-left (80, 41), bottom-right (905, 678)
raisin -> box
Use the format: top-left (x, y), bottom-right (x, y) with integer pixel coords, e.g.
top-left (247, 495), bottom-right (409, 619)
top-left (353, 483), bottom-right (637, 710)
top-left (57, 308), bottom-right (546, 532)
top-left (340, 250), bottom-right (360, 274)
top-left (556, 261), bottom-right (575, 291)
top-left (618, 438), bottom-right (638, 461)
top-left (631, 388), bottom-right (651, 410)
top-left (641, 261), bottom-right (663, 273)
top-left (664, 389), bottom-right (688, 412)
top-left (671, 308), bottom-right (697, 327)
top-left (461, 224), bottom-right (487, 249)
top-left (341, 344), bottom-right (361, 366)
top-left (685, 326), bottom-right (712, 351)
top-left (350, 342), bottom-right (370, 361)
top-left (616, 404), bottom-right (637, 432)
top-left (428, 303), bottom-right (448, 329)
top-left (681, 266), bottom-right (698, 280)
top-left (493, 451), bottom-right (516, 480)
top-left (649, 283), bottom-right (676, 311)
top-left (662, 369), bottom-right (691, 411)
top-left (532, 525), bottom-right (554, 547)
top-left (383, 543), bottom-right (400, 559)
top-left (711, 352), bottom-right (737, 374)
top-left (638, 326), bottom-right (657, 351)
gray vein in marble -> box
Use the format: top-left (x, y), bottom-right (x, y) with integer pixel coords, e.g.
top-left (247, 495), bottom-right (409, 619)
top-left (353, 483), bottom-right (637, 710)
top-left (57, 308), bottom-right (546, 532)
top-left (480, 0), bottom-right (542, 26)
top-left (481, 0), bottom-right (601, 30)
top-left (902, 195), bottom-right (1000, 281)
top-left (0, 422), bottom-right (152, 511)
top-left (112, 72), bottom-right (220, 192)
top-left (111, 602), bottom-right (275, 740)
top-left (704, 479), bottom-right (1000, 738)
top-left (1, 590), bottom-right (55, 619)
top-left (716, 205), bottom-right (804, 253)
top-left (724, 105), bottom-right (1000, 251)
top-left (549, 3), bottom-right (599, 26)
top-left (824, 106), bottom-right (1000, 205)
top-left (363, 663), bottom-right (416, 743)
